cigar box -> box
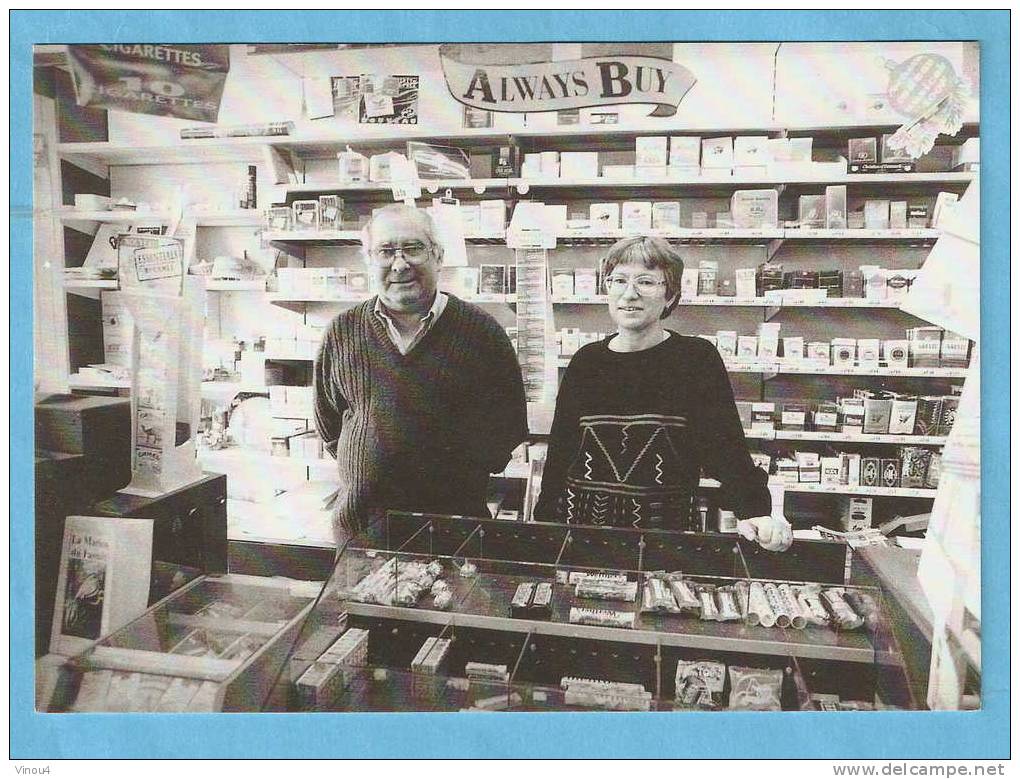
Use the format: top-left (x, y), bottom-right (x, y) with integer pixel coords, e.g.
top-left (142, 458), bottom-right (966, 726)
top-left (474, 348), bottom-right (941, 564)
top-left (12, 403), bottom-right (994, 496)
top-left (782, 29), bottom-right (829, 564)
top-left (880, 458), bottom-right (901, 488)
top-left (862, 399), bottom-right (893, 434)
top-left (864, 200), bottom-right (891, 230)
top-left (848, 138), bottom-right (878, 166)
top-left (885, 340), bottom-right (910, 369)
top-left (937, 396), bottom-right (960, 436)
top-left (798, 195), bottom-right (826, 228)
top-left (669, 136), bottom-right (701, 167)
top-left (886, 272), bottom-right (912, 303)
top-left (784, 270), bottom-right (820, 289)
top-left (780, 402), bottom-right (807, 430)
top-left (940, 332), bottom-right (971, 367)
top-left (737, 335), bottom-right (758, 359)
top-left (825, 186), bottom-right (848, 229)
top-left (751, 402), bottom-right (776, 432)
top-left (908, 327), bottom-right (943, 367)
top-left (716, 331), bottom-right (738, 358)
top-left (820, 457), bottom-right (842, 485)
top-left (831, 338), bottom-right (856, 367)
top-left (589, 203), bottom-right (620, 231)
top-left (756, 263), bottom-right (784, 296)
top-left (782, 336), bottom-right (805, 362)
top-left (812, 402), bottom-right (839, 432)
top-left (841, 453), bottom-right (861, 486)
top-left (860, 457), bottom-right (881, 487)
top-left (636, 136), bottom-right (669, 167)
top-left (907, 205), bottom-right (929, 229)
top-left (731, 189), bottom-right (779, 229)
top-left (735, 268), bottom-right (757, 299)
top-left (680, 268), bottom-right (699, 299)
top-left (925, 452), bottom-right (941, 488)
top-left (913, 396), bottom-right (944, 436)
top-left (651, 202), bottom-right (681, 231)
top-left (621, 201), bottom-right (653, 231)
top-left (888, 398), bottom-right (919, 434)
top-left (899, 447), bottom-right (932, 489)
top-left (796, 451), bottom-right (821, 483)
top-left (857, 339), bottom-right (881, 369)
top-left (840, 496), bottom-right (873, 531)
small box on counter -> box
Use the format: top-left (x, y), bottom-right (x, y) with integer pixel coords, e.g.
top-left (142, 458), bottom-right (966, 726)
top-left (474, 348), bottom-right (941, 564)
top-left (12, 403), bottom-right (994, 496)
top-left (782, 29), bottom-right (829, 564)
top-left (798, 195), bottom-right (826, 228)
top-left (825, 186), bottom-right (848, 229)
top-left (840, 496), bottom-right (874, 531)
top-left (812, 402), bottom-right (839, 431)
top-left (731, 189), bottom-right (779, 229)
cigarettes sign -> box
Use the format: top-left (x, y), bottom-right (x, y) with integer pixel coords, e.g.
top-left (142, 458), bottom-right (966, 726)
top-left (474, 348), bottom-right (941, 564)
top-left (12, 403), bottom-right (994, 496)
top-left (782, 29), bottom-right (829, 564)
top-left (67, 44), bottom-right (230, 123)
top-left (439, 44), bottom-right (695, 117)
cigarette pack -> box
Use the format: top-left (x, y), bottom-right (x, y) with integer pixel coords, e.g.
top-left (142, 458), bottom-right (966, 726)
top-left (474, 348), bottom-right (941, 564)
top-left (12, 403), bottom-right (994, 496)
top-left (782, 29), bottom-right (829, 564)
top-left (784, 270), bottom-right (819, 289)
top-left (780, 402), bottom-right (807, 430)
top-left (844, 270), bottom-right (865, 298)
top-left (796, 451), bottom-right (821, 482)
top-left (734, 136), bottom-right (771, 167)
top-left (601, 164), bottom-right (634, 180)
top-left (756, 263), bottom-right (784, 296)
top-left (937, 396), bottom-right (960, 436)
top-left (636, 136), bottom-right (669, 167)
top-left (669, 136), bottom-right (701, 167)
top-left (751, 402), bottom-right (775, 431)
top-left (908, 327), bottom-right (943, 367)
top-left (651, 202), bottom-right (681, 231)
top-left (926, 452), bottom-right (942, 488)
top-left (701, 137), bottom-right (734, 170)
top-left (559, 152), bottom-right (600, 179)
top-left (737, 335), bottom-right (758, 359)
top-left (292, 200), bottom-right (320, 230)
top-left (589, 203), bottom-right (620, 231)
top-left (337, 149), bottom-right (368, 182)
top-left (840, 496), bottom-right (873, 531)
top-left (817, 269), bottom-right (843, 298)
top-left (884, 340), bottom-right (909, 369)
top-left (847, 211), bottom-right (866, 229)
top-left (731, 189), bottom-right (779, 228)
top-left (913, 397), bottom-right (944, 436)
top-left (575, 269), bottom-right (595, 295)
top-left (820, 456), bottom-right (842, 485)
top-left (857, 339), bottom-right (881, 368)
top-left (831, 338), bottom-right (856, 367)
top-left (775, 457), bottom-right (799, 484)
top-left (842, 453), bottom-right (862, 486)
top-left (798, 195), bottom-right (826, 228)
top-left (757, 322), bottom-right (781, 359)
top-left (840, 400), bottom-right (865, 434)
top-left (621, 201), bottom-right (653, 231)
top-left (812, 402), bottom-right (839, 431)
top-left (889, 201), bottom-right (908, 229)
top-left (479, 200), bottom-right (507, 234)
top-left (540, 151), bottom-right (560, 178)
top-left (825, 186), bottom-right (848, 229)
top-left (735, 268), bottom-right (757, 299)
top-left (888, 398), bottom-right (919, 434)
top-left (690, 212), bottom-right (709, 229)
top-left (716, 331), bottom-right (738, 358)
top-left (265, 206), bottom-right (292, 232)
top-left (550, 268), bottom-right (574, 297)
top-left (881, 134), bottom-right (915, 164)
top-left (860, 457), bottom-right (881, 487)
top-left (864, 200), bottom-right (891, 230)
top-left (861, 266), bottom-right (887, 301)
top-left (885, 272), bottom-right (912, 303)
top-left (318, 196), bottom-right (343, 230)
top-left (880, 458), bottom-right (901, 488)
top-left (459, 204), bottom-right (481, 234)
top-left (899, 447), bottom-right (932, 488)
top-left (495, 145), bottom-right (515, 177)
top-left (940, 331), bottom-right (971, 367)
top-left (907, 205), bottom-right (929, 228)
top-left (863, 399), bottom-right (893, 434)
top-left (479, 265), bottom-right (507, 295)
top-left (680, 268), bottom-right (699, 299)
top-left (510, 582), bottom-right (535, 619)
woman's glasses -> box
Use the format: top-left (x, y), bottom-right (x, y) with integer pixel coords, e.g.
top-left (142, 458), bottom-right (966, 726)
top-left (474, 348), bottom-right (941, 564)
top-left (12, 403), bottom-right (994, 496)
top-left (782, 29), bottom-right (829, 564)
top-left (603, 274), bottom-right (667, 295)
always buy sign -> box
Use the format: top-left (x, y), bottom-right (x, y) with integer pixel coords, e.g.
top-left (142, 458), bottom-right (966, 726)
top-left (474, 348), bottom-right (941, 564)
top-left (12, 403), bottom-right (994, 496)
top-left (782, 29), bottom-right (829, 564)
top-left (439, 44), bottom-right (696, 117)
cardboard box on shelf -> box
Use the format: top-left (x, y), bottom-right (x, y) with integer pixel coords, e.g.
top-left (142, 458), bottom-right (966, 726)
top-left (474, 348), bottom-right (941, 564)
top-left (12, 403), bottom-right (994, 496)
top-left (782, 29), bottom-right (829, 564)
top-left (590, 203), bottom-right (620, 231)
top-left (559, 152), bottom-right (600, 179)
top-left (635, 137), bottom-right (669, 167)
top-left (798, 195), bottom-right (826, 228)
top-left (825, 186), bottom-right (848, 229)
top-left (701, 137), bottom-right (734, 171)
top-left (621, 201), bottom-right (653, 232)
top-left (668, 136), bottom-right (701, 167)
top-left (731, 190), bottom-right (779, 229)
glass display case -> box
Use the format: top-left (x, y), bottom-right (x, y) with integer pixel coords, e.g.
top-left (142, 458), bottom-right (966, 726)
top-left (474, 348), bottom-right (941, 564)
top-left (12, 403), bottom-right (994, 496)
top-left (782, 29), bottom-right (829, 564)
top-left (47, 575), bottom-right (324, 711)
top-left (283, 512), bottom-right (915, 712)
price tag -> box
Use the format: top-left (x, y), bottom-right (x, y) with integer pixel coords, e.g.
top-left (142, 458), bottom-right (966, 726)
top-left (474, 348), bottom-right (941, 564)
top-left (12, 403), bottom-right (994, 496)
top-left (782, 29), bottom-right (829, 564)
top-left (391, 182), bottom-right (422, 203)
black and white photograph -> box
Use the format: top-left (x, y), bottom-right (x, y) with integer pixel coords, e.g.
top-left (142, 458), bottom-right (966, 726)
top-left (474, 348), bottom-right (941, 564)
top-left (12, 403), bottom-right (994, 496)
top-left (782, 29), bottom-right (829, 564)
top-left (21, 20), bottom-right (998, 760)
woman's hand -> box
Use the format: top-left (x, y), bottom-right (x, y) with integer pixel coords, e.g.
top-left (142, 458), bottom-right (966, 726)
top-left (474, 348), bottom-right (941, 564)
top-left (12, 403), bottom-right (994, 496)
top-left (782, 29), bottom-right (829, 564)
top-left (737, 515), bottom-right (793, 552)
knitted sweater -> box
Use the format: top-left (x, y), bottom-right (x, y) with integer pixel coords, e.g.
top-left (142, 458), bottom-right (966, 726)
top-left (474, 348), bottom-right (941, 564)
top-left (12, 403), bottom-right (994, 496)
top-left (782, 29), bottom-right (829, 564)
top-left (533, 331), bottom-right (771, 528)
top-left (314, 294), bottom-right (528, 540)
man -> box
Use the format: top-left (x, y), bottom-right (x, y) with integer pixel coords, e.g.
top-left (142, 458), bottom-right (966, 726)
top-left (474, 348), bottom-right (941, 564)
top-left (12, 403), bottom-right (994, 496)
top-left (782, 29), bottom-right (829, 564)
top-left (314, 204), bottom-right (528, 543)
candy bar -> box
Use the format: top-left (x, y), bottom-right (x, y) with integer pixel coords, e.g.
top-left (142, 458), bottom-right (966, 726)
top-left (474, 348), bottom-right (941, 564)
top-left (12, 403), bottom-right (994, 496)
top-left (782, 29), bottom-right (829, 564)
top-left (576, 576), bottom-right (638, 602)
top-left (796, 586), bottom-right (831, 627)
top-left (728, 666), bottom-right (784, 711)
top-left (696, 585), bottom-right (720, 621)
top-left (715, 587), bottom-right (742, 622)
top-left (666, 576), bottom-right (701, 611)
top-left (568, 607), bottom-right (635, 629)
top-left (530, 581), bottom-right (553, 619)
top-left (510, 582), bottom-right (535, 618)
top-left (465, 662), bottom-right (509, 682)
top-left (822, 588), bottom-right (865, 630)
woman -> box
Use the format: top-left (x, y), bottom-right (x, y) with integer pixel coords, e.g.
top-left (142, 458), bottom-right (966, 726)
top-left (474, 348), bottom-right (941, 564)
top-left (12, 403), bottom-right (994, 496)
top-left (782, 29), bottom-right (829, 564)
top-left (533, 236), bottom-right (791, 551)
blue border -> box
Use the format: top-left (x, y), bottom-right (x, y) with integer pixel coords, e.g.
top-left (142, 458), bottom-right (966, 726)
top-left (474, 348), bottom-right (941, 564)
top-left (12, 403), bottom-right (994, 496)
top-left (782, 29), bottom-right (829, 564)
top-left (11, 10), bottom-right (1009, 759)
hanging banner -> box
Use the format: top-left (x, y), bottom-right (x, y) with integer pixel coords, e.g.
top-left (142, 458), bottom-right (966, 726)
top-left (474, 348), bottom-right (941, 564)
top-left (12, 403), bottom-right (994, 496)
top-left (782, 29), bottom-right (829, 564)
top-left (439, 44), bottom-right (695, 117)
top-left (67, 44), bottom-right (230, 123)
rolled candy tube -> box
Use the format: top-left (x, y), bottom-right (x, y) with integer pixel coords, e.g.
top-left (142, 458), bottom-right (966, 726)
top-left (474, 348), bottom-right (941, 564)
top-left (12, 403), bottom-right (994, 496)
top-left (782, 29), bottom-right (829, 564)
top-left (764, 583), bottom-right (792, 628)
top-left (734, 581), bottom-right (751, 621)
top-left (747, 581), bottom-right (776, 627)
top-left (822, 588), bottom-right (864, 630)
top-left (778, 583), bottom-right (807, 629)
top-left (796, 586), bottom-right (830, 626)
top-left (667, 577), bottom-right (701, 611)
top-left (843, 589), bottom-right (881, 632)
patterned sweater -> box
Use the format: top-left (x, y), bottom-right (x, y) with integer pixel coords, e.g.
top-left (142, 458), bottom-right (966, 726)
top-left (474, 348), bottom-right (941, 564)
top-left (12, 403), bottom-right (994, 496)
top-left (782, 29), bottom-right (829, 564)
top-left (314, 295), bottom-right (528, 541)
top-left (533, 331), bottom-right (771, 528)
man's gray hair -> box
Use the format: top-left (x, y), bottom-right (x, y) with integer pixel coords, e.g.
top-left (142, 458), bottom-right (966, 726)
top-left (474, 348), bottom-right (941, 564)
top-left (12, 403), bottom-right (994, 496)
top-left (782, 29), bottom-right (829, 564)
top-left (360, 203), bottom-right (442, 254)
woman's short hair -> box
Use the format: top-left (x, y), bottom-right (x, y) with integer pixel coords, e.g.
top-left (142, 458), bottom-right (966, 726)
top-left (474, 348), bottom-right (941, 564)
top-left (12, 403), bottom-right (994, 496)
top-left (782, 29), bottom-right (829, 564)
top-left (601, 236), bottom-right (685, 319)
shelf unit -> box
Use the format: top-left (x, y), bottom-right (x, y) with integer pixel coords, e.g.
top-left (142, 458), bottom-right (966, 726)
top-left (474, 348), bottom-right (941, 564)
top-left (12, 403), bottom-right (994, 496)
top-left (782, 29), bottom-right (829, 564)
top-left (554, 356), bottom-right (969, 378)
top-left (58, 208), bottom-right (263, 228)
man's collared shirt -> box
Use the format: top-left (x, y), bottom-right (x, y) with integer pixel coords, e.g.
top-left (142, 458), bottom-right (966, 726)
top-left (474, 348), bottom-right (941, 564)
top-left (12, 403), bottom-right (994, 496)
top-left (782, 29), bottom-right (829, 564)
top-left (373, 291), bottom-right (448, 355)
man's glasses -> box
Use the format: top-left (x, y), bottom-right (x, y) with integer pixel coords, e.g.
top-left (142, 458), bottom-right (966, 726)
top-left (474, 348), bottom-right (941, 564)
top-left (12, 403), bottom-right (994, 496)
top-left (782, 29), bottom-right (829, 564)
top-left (368, 241), bottom-right (432, 265)
top-left (603, 274), bottom-right (667, 295)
